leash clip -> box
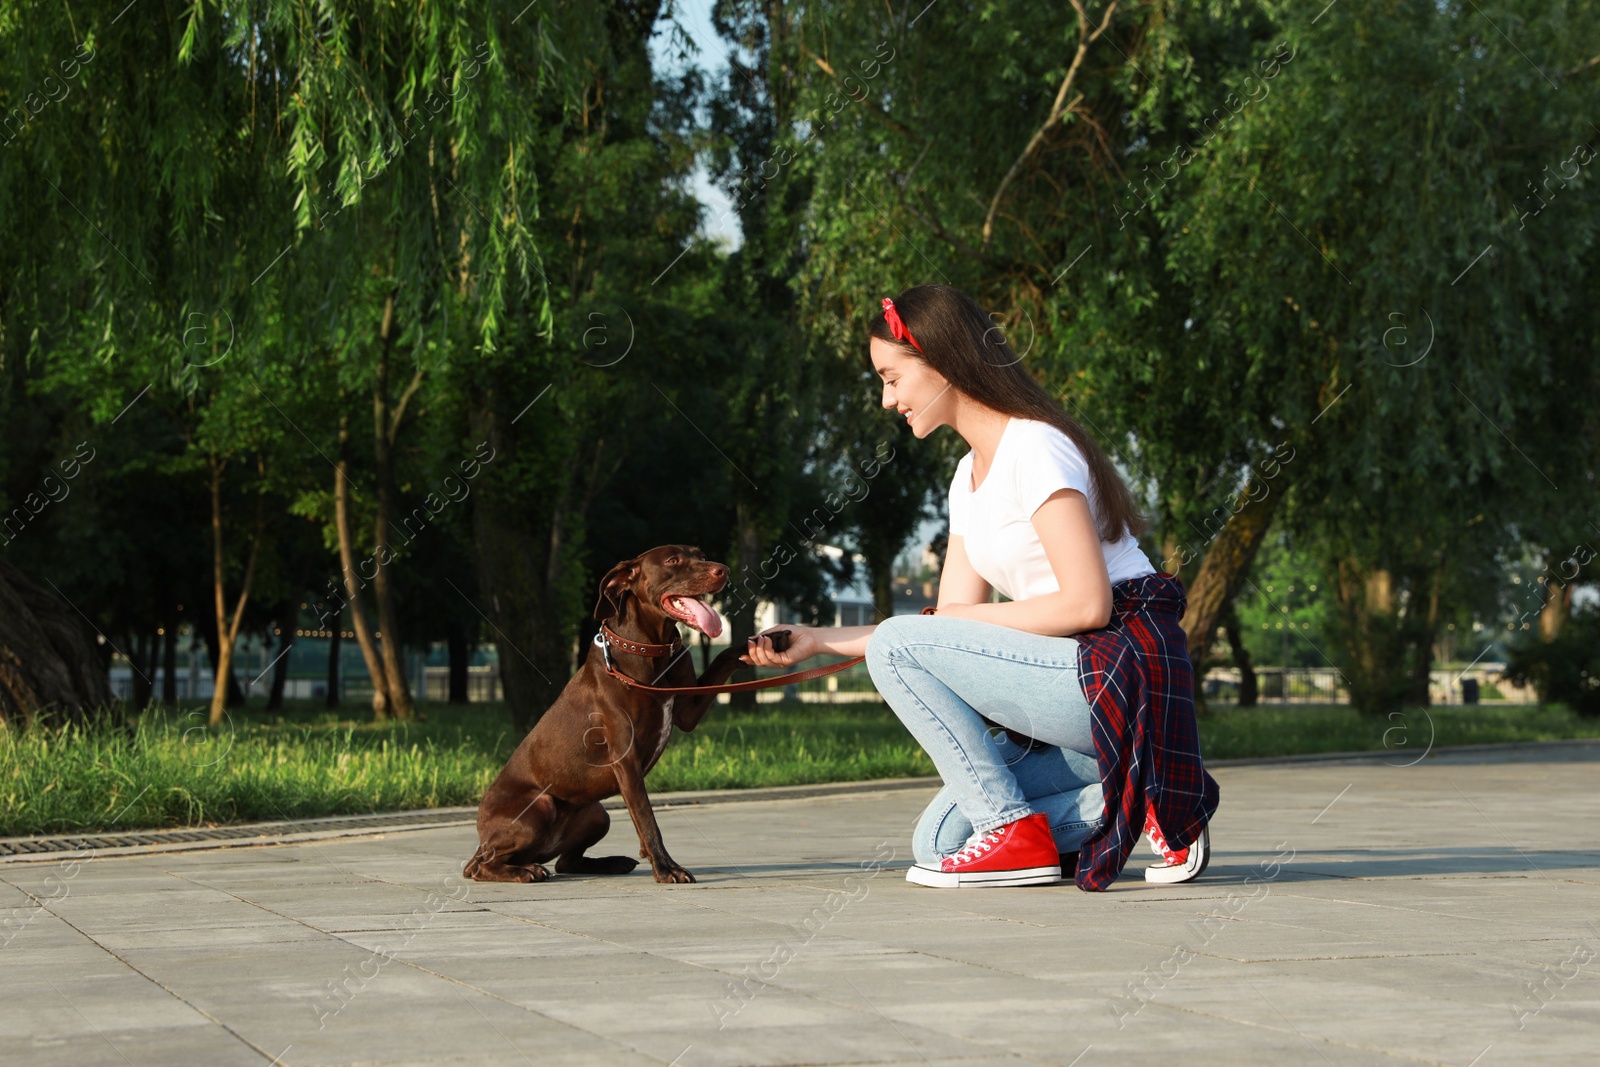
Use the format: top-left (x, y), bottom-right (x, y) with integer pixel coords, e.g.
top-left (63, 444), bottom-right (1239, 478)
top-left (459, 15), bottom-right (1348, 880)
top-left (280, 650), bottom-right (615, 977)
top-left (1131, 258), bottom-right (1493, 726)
top-left (593, 629), bottom-right (615, 671)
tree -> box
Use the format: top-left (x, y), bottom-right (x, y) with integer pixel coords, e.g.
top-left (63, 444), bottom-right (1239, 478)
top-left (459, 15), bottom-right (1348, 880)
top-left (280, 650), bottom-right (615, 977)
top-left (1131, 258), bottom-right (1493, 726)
top-left (0, 554), bottom-right (112, 728)
top-left (774, 0), bottom-right (1600, 713)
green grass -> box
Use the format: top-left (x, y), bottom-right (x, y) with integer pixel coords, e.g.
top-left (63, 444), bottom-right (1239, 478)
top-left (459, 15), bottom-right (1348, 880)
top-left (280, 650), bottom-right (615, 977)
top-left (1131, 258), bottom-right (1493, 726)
top-left (2, 699), bottom-right (1596, 836)
top-left (0, 701), bottom-right (935, 837)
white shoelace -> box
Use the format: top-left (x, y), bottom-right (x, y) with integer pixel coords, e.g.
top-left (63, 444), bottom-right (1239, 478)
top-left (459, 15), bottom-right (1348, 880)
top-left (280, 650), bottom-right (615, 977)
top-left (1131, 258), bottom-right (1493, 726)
top-left (949, 828), bottom-right (1005, 866)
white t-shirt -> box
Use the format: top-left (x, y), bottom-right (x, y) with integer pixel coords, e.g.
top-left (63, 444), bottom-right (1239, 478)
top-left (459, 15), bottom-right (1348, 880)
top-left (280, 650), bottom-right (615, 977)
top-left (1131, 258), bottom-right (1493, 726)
top-left (947, 416), bottom-right (1156, 601)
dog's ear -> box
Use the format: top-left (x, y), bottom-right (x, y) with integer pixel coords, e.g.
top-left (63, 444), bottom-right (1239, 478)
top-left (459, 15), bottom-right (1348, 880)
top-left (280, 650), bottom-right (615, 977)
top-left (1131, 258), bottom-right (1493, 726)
top-left (592, 558), bottom-right (641, 622)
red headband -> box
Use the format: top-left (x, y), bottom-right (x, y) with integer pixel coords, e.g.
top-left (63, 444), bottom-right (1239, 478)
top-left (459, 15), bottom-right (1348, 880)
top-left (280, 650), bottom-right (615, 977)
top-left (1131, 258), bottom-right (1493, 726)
top-left (881, 297), bottom-right (925, 354)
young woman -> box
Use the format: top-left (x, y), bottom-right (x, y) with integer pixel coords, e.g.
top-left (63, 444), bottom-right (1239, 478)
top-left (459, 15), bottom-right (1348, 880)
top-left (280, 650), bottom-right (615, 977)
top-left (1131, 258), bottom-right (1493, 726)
top-left (739, 284), bottom-right (1218, 890)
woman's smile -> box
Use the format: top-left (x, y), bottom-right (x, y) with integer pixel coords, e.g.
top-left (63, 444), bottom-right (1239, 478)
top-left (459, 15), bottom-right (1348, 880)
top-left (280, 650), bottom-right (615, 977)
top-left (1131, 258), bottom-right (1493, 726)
top-left (872, 337), bottom-right (951, 437)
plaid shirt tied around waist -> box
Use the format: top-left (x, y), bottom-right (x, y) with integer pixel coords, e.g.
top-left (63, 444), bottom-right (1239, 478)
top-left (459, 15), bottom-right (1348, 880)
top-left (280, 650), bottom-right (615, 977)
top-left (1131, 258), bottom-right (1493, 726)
top-left (1073, 572), bottom-right (1219, 891)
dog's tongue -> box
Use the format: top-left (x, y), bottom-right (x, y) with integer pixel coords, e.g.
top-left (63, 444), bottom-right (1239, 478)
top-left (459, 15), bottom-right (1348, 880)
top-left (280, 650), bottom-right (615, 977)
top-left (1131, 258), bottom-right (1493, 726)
top-left (672, 596), bottom-right (723, 638)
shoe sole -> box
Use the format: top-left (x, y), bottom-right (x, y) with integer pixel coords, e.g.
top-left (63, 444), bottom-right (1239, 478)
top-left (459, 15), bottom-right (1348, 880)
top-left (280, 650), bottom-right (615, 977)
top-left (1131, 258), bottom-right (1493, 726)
top-left (906, 864), bottom-right (1061, 889)
top-left (1144, 827), bottom-right (1209, 884)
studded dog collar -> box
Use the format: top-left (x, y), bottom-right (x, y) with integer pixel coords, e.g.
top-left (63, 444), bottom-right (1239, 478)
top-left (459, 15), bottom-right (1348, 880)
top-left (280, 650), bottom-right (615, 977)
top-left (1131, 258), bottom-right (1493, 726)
top-left (598, 621), bottom-right (684, 658)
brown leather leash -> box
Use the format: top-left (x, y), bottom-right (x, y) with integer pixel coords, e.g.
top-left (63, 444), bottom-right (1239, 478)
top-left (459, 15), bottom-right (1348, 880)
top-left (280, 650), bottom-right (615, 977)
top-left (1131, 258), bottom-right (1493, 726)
top-left (596, 608), bottom-right (1051, 749)
top-left (594, 621), bottom-right (866, 695)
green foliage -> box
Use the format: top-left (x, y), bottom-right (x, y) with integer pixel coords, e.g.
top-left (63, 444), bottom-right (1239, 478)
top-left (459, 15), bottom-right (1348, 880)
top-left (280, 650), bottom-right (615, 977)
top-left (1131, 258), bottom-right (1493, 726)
top-left (782, 0), bottom-right (1599, 692)
top-left (1504, 608), bottom-right (1600, 716)
top-left (4, 1), bottom-right (1598, 750)
top-left (1231, 533), bottom-right (1335, 667)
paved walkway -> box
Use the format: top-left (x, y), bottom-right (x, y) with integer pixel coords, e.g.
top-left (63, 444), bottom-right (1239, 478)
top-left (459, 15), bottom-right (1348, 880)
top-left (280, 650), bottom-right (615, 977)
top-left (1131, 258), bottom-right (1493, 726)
top-left (3, 746), bottom-right (1598, 1066)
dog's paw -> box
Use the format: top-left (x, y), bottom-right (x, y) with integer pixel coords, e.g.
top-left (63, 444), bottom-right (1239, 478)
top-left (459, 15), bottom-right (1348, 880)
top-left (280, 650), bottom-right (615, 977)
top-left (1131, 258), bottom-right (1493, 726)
top-left (463, 860), bottom-right (548, 883)
top-left (556, 854), bottom-right (639, 875)
top-left (653, 865), bottom-right (696, 884)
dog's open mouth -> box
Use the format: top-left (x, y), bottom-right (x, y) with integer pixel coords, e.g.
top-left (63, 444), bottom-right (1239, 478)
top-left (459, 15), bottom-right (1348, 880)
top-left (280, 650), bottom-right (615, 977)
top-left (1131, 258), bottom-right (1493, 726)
top-left (661, 593), bottom-right (724, 638)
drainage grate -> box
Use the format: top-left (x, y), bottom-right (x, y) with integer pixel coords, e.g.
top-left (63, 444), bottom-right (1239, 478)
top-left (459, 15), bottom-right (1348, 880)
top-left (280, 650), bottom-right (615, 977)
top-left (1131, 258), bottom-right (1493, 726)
top-left (0, 777), bottom-right (952, 860)
top-left (0, 808), bottom-right (476, 858)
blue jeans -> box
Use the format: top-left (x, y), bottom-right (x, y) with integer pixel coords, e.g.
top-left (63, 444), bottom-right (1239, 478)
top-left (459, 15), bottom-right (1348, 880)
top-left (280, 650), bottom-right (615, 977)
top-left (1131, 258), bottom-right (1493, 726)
top-left (865, 613), bottom-right (1105, 865)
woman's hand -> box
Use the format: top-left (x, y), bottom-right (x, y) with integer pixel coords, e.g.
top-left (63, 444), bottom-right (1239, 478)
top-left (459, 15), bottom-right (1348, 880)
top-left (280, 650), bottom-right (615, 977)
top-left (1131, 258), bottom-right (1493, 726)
top-left (739, 624), bottom-right (819, 668)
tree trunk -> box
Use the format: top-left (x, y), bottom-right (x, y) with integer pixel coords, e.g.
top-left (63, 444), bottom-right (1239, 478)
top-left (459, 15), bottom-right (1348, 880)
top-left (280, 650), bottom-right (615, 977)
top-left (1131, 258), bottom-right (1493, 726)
top-left (447, 622), bottom-right (470, 704)
top-left (872, 564), bottom-right (894, 624)
top-left (335, 412), bottom-right (391, 719)
top-left (0, 555), bottom-right (113, 729)
top-left (1539, 577), bottom-right (1571, 641)
top-left (1179, 479), bottom-right (1283, 677)
top-left (470, 494), bottom-right (564, 733)
top-left (727, 498), bottom-right (765, 711)
top-left (161, 617), bottom-right (178, 704)
top-left (1329, 561), bottom-right (1412, 715)
top-left (371, 291), bottom-right (415, 720)
top-left (325, 616), bottom-right (343, 708)
top-left (1160, 531), bottom-right (1187, 587)
top-left (467, 402), bottom-right (570, 735)
top-left (1222, 603), bottom-right (1258, 707)
top-left (1407, 630), bottom-right (1433, 707)
top-left (568, 437), bottom-right (620, 677)
top-left (130, 630), bottom-right (155, 708)
top-left (1405, 563), bottom-right (1442, 707)
top-left (198, 615), bottom-right (242, 709)
top-left (266, 602), bottom-right (294, 710)
top-left (208, 456), bottom-right (265, 726)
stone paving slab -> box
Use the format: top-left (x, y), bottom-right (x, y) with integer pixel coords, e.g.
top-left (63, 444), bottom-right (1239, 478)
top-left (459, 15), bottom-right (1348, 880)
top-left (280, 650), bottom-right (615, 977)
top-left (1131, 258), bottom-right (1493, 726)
top-left (3, 746), bottom-right (1599, 1066)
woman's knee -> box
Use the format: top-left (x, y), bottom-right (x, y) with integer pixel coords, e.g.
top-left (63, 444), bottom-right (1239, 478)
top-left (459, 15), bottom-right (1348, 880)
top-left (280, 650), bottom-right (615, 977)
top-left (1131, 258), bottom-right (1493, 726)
top-left (867, 613), bottom-right (944, 662)
top-left (867, 613), bottom-right (908, 656)
top-left (866, 613), bottom-right (917, 681)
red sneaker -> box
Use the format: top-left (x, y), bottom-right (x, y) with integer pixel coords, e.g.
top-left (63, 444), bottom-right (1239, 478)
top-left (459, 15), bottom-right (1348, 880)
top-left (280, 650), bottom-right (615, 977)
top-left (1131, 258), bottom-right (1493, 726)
top-left (1143, 800), bottom-right (1210, 884)
top-left (906, 813), bottom-right (1062, 888)
top-left (1144, 800), bottom-right (1188, 865)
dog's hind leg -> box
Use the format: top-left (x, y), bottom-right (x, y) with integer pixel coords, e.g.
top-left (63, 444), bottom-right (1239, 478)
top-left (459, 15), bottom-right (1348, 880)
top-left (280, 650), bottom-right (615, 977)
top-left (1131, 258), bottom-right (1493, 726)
top-left (464, 845), bottom-right (548, 883)
top-left (554, 802), bottom-right (639, 875)
top-left (466, 791), bottom-right (558, 882)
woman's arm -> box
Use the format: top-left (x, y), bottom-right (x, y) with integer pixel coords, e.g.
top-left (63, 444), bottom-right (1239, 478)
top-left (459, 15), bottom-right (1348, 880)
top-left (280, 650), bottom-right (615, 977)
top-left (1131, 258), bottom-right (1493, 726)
top-left (813, 625), bottom-right (876, 658)
top-left (937, 534), bottom-right (992, 609)
top-left (742, 623), bottom-right (875, 667)
top-left (747, 490), bottom-right (1111, 664)
top-left (808, 533), bottom-right (994, 658)
top-left (939, 488), bottom-right (1112, 637)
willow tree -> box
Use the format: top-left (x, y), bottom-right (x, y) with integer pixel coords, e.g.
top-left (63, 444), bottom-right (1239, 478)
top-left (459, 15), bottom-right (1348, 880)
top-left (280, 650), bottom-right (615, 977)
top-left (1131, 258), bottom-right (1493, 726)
top-left (171, 0), bottom-right (620, 722)
top-left (1, 0), bottom-right (302, 723)
top-left (454, 1), bottom-right (724, 729)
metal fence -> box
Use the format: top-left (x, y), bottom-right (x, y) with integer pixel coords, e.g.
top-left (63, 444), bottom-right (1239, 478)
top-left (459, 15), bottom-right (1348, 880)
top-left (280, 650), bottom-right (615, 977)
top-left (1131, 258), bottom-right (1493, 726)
top-left (1199, 665), bottom-right (1539, 705)
top-left (720, 663), bottom-right (1544, 706)
top-left (110, 656), bottom-right (1541, 708)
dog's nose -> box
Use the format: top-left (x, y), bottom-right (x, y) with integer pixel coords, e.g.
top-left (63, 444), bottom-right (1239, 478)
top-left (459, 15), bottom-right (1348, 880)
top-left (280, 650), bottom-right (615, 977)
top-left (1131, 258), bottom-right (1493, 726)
top-left (708, 564), bottom-right (727, 580)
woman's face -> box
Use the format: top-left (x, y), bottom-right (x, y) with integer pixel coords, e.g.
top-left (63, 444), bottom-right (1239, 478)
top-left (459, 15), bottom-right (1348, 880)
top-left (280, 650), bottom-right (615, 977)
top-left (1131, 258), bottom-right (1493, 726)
top-left (871, 337), bottom-right (954, 439)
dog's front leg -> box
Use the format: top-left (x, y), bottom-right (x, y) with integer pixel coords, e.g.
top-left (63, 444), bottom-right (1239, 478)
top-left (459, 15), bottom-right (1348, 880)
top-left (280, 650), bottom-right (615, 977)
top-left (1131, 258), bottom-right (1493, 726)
top-left (672, 645), bottom-right (752, 733)
top-left (609, 730), bottom-right (693, 883)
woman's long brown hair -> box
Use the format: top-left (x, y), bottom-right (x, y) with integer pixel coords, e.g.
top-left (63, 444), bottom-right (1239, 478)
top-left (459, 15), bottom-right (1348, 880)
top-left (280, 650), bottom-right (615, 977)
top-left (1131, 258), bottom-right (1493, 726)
top-left (870, 284), bottom-right (1148, 544)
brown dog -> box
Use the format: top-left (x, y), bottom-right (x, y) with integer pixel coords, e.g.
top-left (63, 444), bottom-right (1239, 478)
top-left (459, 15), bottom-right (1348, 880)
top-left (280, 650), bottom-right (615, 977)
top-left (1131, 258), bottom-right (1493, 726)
top-left (464, 545), bottom-right (756, 884)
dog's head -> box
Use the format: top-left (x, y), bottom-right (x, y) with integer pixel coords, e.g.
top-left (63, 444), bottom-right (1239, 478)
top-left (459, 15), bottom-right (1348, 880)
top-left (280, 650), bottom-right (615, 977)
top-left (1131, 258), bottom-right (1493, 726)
top-left (592, 545), bottom-right (729, 638)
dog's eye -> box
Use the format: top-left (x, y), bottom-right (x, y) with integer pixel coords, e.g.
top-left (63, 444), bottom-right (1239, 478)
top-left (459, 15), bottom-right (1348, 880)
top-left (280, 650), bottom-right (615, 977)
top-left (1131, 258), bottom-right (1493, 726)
top-left (666, 556), bottom-right (680, 565)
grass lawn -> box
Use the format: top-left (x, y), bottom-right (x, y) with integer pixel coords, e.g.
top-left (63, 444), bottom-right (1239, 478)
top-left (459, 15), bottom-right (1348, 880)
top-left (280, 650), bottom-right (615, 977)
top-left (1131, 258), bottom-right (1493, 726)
top-left (2, 699), bottom-right (1596, 836)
